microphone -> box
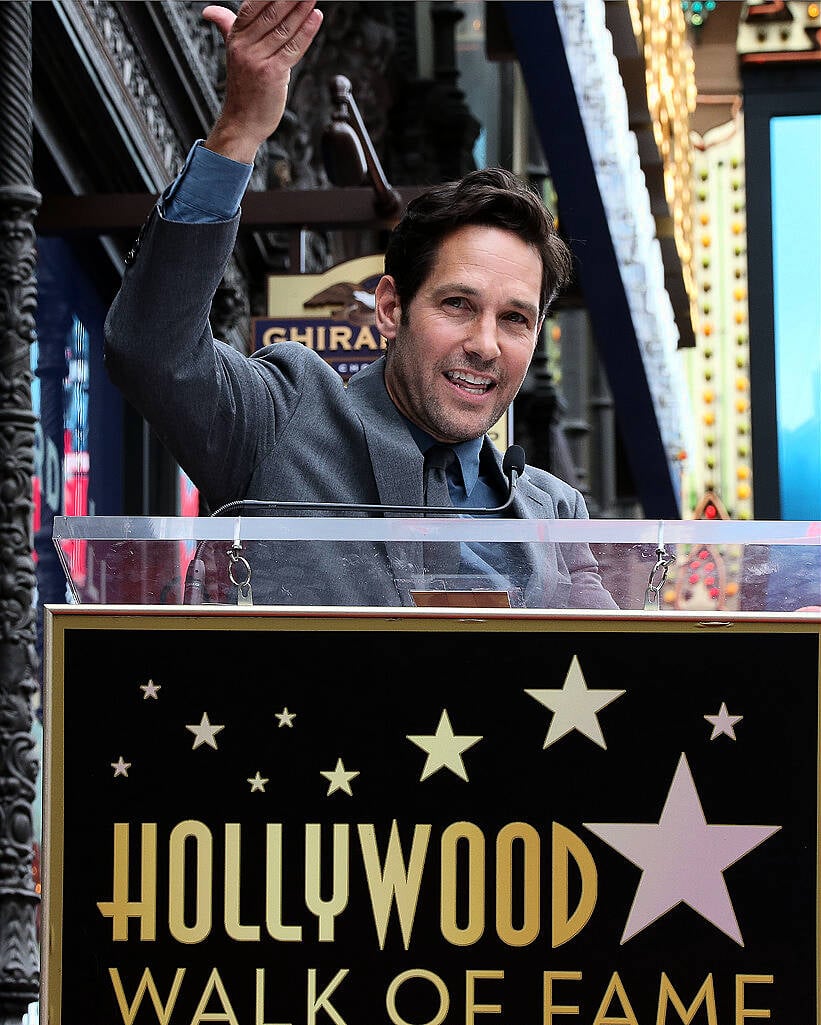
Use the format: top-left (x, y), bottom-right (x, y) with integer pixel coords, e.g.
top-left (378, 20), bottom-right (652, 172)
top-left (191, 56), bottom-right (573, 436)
top-left (208, 444), bottom-right (527, 517)
top-left (182, 445), bottom-right (526, 604)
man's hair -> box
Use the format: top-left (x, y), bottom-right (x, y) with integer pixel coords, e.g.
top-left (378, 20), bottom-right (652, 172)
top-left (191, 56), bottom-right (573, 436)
top-left (384, 167), bottom-right (573, 319)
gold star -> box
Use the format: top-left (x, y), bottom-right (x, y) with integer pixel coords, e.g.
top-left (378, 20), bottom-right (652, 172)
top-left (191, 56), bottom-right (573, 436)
top-left (320, 758), bottom-right (360, 796)
top-left (275, 707), bottom-right (296, 728)
top-left (186, 712), bottom-right (225, 750)
top-left (140, 679), bottom-right (161, 700)
top-left (111, 756), bottom-right (131, 778)
top-left (247, 771), bottom-right (268, 793)
top-left (525, 654), bottom-right (624, 749)
top-left (407, 709), bottom-right (482, 781)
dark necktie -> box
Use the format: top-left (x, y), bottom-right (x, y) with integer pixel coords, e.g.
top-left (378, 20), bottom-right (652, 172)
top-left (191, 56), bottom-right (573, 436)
top-left (423, 444), bottom-right (456, 508)
top-left (423, 445), bottom-right (461, 579)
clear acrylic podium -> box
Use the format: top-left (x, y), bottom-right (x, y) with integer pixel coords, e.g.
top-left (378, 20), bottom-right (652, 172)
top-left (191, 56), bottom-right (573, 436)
top-left (51, 514), bottom-right (821, 613)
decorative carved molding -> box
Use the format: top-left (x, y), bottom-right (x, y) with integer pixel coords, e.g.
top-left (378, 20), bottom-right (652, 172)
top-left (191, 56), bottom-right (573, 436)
top-left (156, 1), bottom-right (224, 121)
top-left (0, 4), bottom-right (42, 1016)
top-left (67, 0), bottom-right (187, 184)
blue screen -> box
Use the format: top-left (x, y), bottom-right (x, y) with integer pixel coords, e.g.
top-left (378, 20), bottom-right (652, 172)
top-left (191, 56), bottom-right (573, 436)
top-left (770, 114), bottom-right (821, 519)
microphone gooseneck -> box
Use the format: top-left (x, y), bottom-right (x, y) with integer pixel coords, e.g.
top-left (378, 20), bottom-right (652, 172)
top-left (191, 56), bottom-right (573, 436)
top-left (208, 444), bottom-right (526, 518)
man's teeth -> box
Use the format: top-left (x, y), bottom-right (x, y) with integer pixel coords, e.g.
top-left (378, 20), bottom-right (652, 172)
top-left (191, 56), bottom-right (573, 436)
top-left (447, 371), bottom-right (491, 392)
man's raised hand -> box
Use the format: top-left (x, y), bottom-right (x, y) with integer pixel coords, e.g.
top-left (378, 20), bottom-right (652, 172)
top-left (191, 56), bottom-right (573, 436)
top-left (202, 1), bottom-right (323, 164)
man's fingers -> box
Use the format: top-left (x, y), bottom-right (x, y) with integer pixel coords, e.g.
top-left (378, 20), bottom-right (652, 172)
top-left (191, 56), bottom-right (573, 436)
top-left (232, 1), bottom-right (307, 36)
top-left (201, 4), bottom-right (237, 40)
top-left (264, 3), bottom-right (323, 65)
top-left (232, 1), bottom-right (322, 61)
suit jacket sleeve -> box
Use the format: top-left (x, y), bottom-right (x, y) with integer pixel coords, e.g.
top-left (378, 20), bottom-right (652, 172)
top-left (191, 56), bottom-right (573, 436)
top-left (562, 487), bottom-right (620, 610)
top-left (103, 207), bottom-right (292, 509)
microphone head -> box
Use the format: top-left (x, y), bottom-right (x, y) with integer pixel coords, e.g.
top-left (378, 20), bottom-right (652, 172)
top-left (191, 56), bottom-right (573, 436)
top-left (503, 445), bottom-right (526, 477)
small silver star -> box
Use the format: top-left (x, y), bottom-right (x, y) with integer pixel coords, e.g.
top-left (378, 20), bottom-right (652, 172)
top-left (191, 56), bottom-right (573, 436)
top-left (140, 679), bottom-right (161, 700)
top-left (275, 707), bottom-right (296, 728)
top-left (247, 771), bottom-right (269, 793)
top-left (320, 758), bottom-right (360, 796)
top-left (111, 756), bottom-right (131, 778)
top-left (704, 701), bottom-right (743, 741)
top-left (186, 712), bottom-right (225, 750)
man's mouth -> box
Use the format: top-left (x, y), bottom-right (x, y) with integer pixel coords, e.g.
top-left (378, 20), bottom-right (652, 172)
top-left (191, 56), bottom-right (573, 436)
top-left (444, 370), bottom-right (495, 394)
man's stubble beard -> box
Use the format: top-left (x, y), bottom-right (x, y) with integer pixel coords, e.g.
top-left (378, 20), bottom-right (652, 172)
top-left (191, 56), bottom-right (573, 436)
top-left (384, 326), bottom-right (525, 442)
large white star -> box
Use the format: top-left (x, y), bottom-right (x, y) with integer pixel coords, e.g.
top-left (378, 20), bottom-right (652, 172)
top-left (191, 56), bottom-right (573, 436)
top-left (584, 753), bottom-right (781, 945)
top-left (185, 712), bottom-right (225, 750)
top-left (704, 701), bottom-right (743, 740)
top-left (525, 654), bottom-right (625, 749)
top-left (111, 756), bottom-right (131, 778)
top-left (406, 709), bottom-right (482, 781)
top-left (320, 758), bottom-right (360, 796)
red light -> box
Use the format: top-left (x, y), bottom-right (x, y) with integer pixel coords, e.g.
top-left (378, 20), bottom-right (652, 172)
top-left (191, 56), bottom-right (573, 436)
top-left (704, 505), bottom-right (717, 519)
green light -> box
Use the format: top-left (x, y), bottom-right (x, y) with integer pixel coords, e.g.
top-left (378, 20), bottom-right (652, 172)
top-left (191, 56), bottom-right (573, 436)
top-left (692, 1), bottom-right (703, 10)
top-left (706, 0), bottom-right (716, 8)
top-left (692, 12), bottom-right (704, 25)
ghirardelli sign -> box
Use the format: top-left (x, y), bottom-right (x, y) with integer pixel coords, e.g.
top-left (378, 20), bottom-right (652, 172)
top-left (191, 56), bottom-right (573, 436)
top-left (254, 255), bottom-right (386, 383)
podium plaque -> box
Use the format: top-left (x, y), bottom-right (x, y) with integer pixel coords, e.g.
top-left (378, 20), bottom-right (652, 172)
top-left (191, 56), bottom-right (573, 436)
top-left (43, 605), bottom-right (820, 1024)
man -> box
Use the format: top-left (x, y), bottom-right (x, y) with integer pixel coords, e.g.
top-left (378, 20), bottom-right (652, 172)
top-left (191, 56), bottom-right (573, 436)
top-left (104, 0), bottom-right (617, 610)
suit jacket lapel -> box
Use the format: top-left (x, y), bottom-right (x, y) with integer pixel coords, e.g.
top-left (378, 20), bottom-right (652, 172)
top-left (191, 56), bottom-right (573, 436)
top-left (347, 358), bottom-right (423, 506)
top-left (347, 360), bottom-right (425, 589)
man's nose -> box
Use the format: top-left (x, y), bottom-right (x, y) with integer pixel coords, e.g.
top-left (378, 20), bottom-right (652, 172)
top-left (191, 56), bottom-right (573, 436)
top-left (464, 314), bottom-right (501, 360)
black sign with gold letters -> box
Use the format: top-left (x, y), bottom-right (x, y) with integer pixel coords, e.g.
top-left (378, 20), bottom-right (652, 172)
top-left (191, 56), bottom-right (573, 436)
top-left (43, 609), bottom-right (820, 1024)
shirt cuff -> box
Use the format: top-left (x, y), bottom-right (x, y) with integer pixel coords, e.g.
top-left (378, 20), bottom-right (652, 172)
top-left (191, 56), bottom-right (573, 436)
top-left (160, 140), bottom-right (254, 223)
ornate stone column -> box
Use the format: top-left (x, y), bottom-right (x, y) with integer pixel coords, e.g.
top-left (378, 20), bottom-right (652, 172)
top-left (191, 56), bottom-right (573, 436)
top-left (0, 2), bottom-right (42, 1020)
top-left (428, 1), bottom-right (480, 179)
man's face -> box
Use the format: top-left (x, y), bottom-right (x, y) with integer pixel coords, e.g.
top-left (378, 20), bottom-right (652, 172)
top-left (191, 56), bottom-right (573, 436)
top-left (377, 224), bottom-right (543, 444)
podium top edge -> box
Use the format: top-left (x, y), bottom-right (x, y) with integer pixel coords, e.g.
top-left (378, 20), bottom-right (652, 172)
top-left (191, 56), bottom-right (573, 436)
top-left (51, 515), bottom-right (821, 545)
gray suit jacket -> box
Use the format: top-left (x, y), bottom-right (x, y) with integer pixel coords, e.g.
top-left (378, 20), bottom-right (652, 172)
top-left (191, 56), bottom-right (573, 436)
top-left (105, 207), bottom-right (618, 609)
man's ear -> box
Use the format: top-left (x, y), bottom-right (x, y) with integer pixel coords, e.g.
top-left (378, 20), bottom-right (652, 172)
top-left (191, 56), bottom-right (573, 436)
top-left (375, 275), bottom-right (401, 340)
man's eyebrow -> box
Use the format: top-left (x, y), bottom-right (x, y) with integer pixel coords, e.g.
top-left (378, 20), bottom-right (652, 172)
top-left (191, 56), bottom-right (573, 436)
top-left (506, 297), bottom-right (540, 320)
top-left (430, 281), bottom-right (478, 300)
top-left (431, 283), bottom-right (539, 319)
